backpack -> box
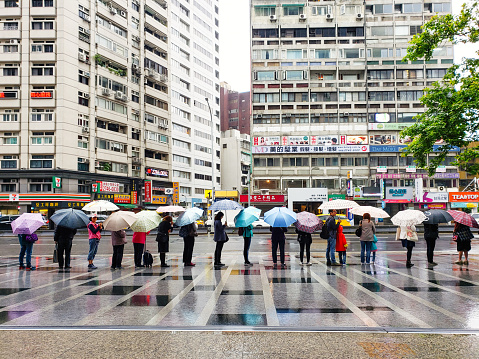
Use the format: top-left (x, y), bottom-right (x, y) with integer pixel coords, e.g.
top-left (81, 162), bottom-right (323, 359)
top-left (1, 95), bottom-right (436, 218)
top-left (320, 221), bottom-right (330, 239)
top-left (238, 227), bottom-right (244, 236)
top-left (143, 250), bottom-right (153, 267)
top-left (179, 225), bottom-right (189, 238)
top-left (25, 233), bottom-right (39, 243)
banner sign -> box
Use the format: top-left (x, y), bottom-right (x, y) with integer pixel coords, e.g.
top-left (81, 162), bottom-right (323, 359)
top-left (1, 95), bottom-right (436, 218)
top-left (144, 181), bottom-right (152, 203)
top-left (424, 203), bottom-right (446, 210)
top-left (146, 167), bottom-right (169, 177)
top-left (114, 194), bottom-right (130, 204)
top-left (415, 178), bottom-right (423, 202)
top-left (377, 166), bottom-right (387, 173)
top-left (376, 173), bottom-right (459, 179)
top-left (368, 123), bottom-right (414, 130)
top-left (239, 195), bottom-right (285, 203)
top-left (95, 193), bottom-right (114, 201)
top-left (253, 145), bottom-right (369, 154)
top-left (385, 187), bottom-right (414, 201)
top-left (151, 195), bottom-right (168, 204)
top-left (254, 135), bottom-right (369, 147)
top-left (253, 136), bottom-right (281, 146)
top-left (449, 192), bottom-right (479, 202)
top-left (288, 188), bottom-right (328, 202)
top-left (370, 145), bottom-right (460, 153)
top-left (130, 191), bottom-right (138, 205)
top-left (173, 182), bottom-right (179, 204)
top-left (52, 177), bottom-right (62, 189)
top-left (33, 201), bottom-right (86, 209)
top-left (421, 192), bottom-right (448, 203)
top-left (99, 181), bottom-right (120, 193)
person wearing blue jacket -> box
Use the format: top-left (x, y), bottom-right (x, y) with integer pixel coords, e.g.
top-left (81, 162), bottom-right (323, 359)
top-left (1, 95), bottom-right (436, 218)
top-left (242, 224), bottom-right (254, 266)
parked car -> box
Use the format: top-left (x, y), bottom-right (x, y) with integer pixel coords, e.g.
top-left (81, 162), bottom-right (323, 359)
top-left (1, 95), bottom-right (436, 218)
top-left (0, 215), bottom-right (20, 230)
top-left (94, 214), bottom-right (108, 224)
top-left (317, 214), bottom-right (351, 226)
top-left (252, 218), bottom-right (269, 228)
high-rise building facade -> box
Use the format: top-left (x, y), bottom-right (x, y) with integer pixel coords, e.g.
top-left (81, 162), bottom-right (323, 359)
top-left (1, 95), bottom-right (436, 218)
top-left (0, 0), bottom-right (220, 216)
top-left (250, 0), bottom-right (457, 213)
top-left (220, 82), bottom-right (251, 135)
top-left (220, 129), bottom-right (251, 194)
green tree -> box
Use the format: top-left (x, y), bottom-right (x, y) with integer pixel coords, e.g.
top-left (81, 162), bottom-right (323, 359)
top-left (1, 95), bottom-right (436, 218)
top-left (401, 1), bottom-right (479, 175)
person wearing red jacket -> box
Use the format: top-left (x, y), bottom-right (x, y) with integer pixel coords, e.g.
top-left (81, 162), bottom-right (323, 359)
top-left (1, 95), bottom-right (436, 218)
top-left (132, 231), bottom-right (150, 268)
top-left (336, 224), bottom-right (348, 265)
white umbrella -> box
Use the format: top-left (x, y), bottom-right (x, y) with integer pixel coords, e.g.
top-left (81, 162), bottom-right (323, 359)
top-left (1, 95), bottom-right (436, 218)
top-left (319, 199), bottom-right (359, 210)
top-left (103, 211), bottom-right (138, 231)
top-left (82, 200), bottom-right (119, 212)
top-left (391, 209), bottom-right (427, 226)
top-left (156, 205), bottom-right (185, 213)
top-left (350, 206), bottom-right (390, 218)
top-left (130, 211), bottom-right (161, 232)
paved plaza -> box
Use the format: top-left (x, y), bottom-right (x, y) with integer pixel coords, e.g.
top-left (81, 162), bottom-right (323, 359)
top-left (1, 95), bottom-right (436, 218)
top-left (0, 231), bottom-right (478, 357)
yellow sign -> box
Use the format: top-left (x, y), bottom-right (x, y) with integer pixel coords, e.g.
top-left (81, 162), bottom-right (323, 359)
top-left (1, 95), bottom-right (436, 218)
top-left (151, 195), bottom-right (168, 204)
top-left (215, 190), bottom-right (239, 198)
top-left (204, 190), bottom-right (211, 199)
top-left (173, 182), bottom-right (179, 204)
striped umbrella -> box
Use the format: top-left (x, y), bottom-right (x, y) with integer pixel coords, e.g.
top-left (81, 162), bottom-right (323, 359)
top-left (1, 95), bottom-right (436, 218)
top-left (294, 211), bottom-right (320, 233)
top-left (447, 210), bottom-right (479, 228)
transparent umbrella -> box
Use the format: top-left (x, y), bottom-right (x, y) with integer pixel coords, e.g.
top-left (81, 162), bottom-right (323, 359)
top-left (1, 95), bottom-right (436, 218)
top-left (176, 207), bottom-right (204, 227)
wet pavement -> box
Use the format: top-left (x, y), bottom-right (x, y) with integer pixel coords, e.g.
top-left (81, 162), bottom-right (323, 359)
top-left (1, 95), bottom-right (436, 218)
top-left (0, 232), bottom-right (478, 357)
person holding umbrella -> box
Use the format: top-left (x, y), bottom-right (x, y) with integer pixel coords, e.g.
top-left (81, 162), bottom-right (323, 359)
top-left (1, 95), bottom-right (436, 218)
top-left (156, 215), bottom-right (173, 267)
top-left (453, 222), bottom-right (474, 265)
top-left (235, 207), bottom-right (261, 266)
top-left (213, 212), bottom-right (228, 268)
top-left (111, 229), bottom-right (127, 270)
top-left (180, 221), bottom-right (197, 266)
top-left (296, 228), bottom-right (312, 266)
top-left (270, 226), bottom-right (287, 268)
top-left (398, 224), bottom-right (418, 268)
top-left (359, 213), bottom-right (376, 264)
top-left (87, 214), bottom-right (103, 269)
top-left (54, 225), bottom-right (77, 270)
top-left (11, 213), bottom-right (44, 271)
top-left (424, 223), bottom-right (439, 266)
top-left (325, 210), bottom-right (341, 266)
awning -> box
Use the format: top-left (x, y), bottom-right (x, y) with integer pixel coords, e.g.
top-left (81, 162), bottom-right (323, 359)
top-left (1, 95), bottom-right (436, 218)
top-left (117, 203), bottom-right (139, 209)
top-left (282, 3), bottom-right (304, 7)
top-left (254, 4), bottom-right (275, 8)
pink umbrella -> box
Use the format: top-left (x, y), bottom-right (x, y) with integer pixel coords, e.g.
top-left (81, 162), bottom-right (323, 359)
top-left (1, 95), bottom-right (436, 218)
top-left (447, 210), bottom-right (479, 228)
top-left (294, 211), bottom-right (321, 233)
top-left (11, 213), bottom-right (44, 234)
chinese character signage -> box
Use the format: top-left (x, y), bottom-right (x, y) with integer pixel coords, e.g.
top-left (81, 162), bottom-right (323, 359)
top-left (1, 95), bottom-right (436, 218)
top-left (99, 181), bottom-right (120, 193)
top-left (368, 123), bottom-right (414, 130)
top-left (172, 182), bottom-right (179, 204)
top-left (385, 187), bottom-right (414, 202)
top-left (130, 191), bottom-right (138, 204)
top-left (114, 194), bottom-right (130, 204)
top-left (377, 166), bottom-right (387, 173)
top-left (252, 145), bottom-right (369, 154)
top-left (151, 196), bottom-right (168, 204)
top-left (422, 192), bottom-right (448, 203)
top-left (95, 193), bottom-right (114, 201)
top-left (144, 180), bottom-right (152, 203)
top-left (239, 195), bottom-right (285, 203)
top-left (52, 177), bottom-right (61, 189)
top-left (376, 173), bottom-right (459, 179)
top-left (253, 136), bottom-right (281, 146)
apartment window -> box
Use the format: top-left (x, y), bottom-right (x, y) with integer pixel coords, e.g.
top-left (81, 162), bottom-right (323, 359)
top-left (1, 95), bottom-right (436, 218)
top-left (368, 48), bottom-right (394, 58)
top-left (31, 41), bottom-right (54, 53)
top-left (395, 26), bottom-right (409, 36)
top-left (311, 113), bottom-right (338, 123)
top-left (341, 48), bottom-right (364, 59)
top-left (310, 92), bottom-right (338, 102)
top-left (341, 158), bottom-right (355, 166)
top-left (2, 109), bottom-right (19, 122)
top-left (173, 170), bottom-right (191, 179)
top-left (194, 159), bottom-right (212, 167)
top-left (29, 178), bottom-right (52, 192)
top-left (254, 93), bottom-right (280, 103)
top-left (95, 97), bottom-right (127, 114)
top-left (309, 27), bottom-right (335, 37)
top-left (96, 138), bottom-right (126, 153)
top-left (78, 94), bottom-right (89, 107)
top-left (97, 17), bottom-right (127, 37)
top-left (30, 155), bottom-right (53, 169)
top-left (1, 157), bottom-right (17, 169)
top-left (368, 70), bottom-right (394, 80)
top-left (370, 26), bottom-right (394, 36)
top-left (173, 138), bottom-right (190, 150)
top-left (339, 92), bottom-right (366, 102)
top-left (396, 69), bottom-right (424, 79)
top-left (283, 6), bottom-right (303, 16)
top-left (410, 25), bottom-right (422, 36)
top-left (403, 3), bottom-right (422, 13)
top-left (96, 34), bottom-right (128, 58)
top-left (338, 27), bottom-right (364, 37)
top-left (254, 6), bottom-right (275, 16)
top-left (31, 131), bottom-right (54, 145)
top-left (131, 0), bottom-right (139, 12)
top-left (374, 4), bottom-right (393, 14)
top-left (5, 0), bottom-right (19, 7)
top-left (311, 6), bottom-right (330, 15)
top-left (3, 66), bottom-right (18, 76)
top-left (432, 3), bottom-right (451, 13)
top-left (173, 154), bottom-right (191, 165)
top-left (31, 63), bottom-right (55, 76)
top-left (97, 75), bottom-right (127, 93)
top-left (283, 158), bottom-right (308, 167)
top-left (3, 21), bottom-right (18, 30)
top-left (397, 91), bottom-right (423, 101)
top-left (131, 90), bottom-right (139, 103)
top-left (426, 69), bottom-right (448, 78)
top-left (78, 135), bottom-right (88, 149)
top-left (314, 49), bottom-right (334, 58)
top-left (285, 70), bottom-right (304, 80)
top-left (31, 109), bottom-right (53, 122)
top-left (32, 0), bottom-right (53, 6)
top-left (368, 91), bottom-right (394, 101)
top-left (1, 133), bottom-right (18, 145)
top-left (1, 182), bottom-right (16, 192)
top-left (32, 19), bottom-right (54, 30)
top-left (252, 28), bottom-right (278, 38)
top-left (3, 44), bottom-right (19, 53)
top-left (78, 70), bottom-right (89, 85)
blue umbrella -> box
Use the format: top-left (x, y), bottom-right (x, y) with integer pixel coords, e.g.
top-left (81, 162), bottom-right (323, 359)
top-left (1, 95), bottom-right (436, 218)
top-left (234, 207), bottom-right (262, 227)
top-left (50, 208), bottom-right (90, 229)
top-left (264, 207), bottom-right (297, 227)
top-left (176, 207), bottom-right (204, 227)
top-left (209, 199), bottom-right (243, 211)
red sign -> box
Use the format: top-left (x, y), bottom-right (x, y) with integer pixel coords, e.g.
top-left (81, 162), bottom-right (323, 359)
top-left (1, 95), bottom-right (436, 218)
top-left (144, 181), bottom-right (152, 203)
top-left (383, 199), bottom-right (410, 203)
top-left (30, 91), bottom-right (52, 98)
top-left (449, 192), bottom-right (479, 202)
top-left (240, 195), bottom-right (285, 203)
top-left (114, 194), bottom-right (130, 203)
top-left (425, 203), bottom-right (446, 210)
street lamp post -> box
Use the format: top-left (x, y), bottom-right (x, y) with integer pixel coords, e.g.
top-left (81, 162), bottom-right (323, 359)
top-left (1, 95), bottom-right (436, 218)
top-left (205, 98), bottom-right (215, 217)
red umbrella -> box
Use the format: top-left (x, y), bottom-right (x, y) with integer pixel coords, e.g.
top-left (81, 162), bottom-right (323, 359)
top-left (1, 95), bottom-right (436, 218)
top-left (447, 210), bottom-right (479, 228)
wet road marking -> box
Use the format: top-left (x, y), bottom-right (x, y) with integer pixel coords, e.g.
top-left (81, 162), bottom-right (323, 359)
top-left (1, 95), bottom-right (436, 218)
top-left (259, 258), bottom-right (280, 326)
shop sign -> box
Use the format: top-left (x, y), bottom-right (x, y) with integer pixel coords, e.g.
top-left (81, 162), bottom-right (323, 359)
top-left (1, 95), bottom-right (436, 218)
top-left (288, 188), bottom-right (328, 202)
top-left (422, 192), bottom-right (448, 203)
top-left (165, 188), bottom-right (173, 194)
top-left (144, 181), bottom-right (152, 203)
top-left (436, 165), bottom-right (446, 173)
top-left (385, 187), bottom-right (413, 201)
top-left (52, 177), bottom-right (61, 189)
top-left (99, 181), bottom-right (120, 193)
top-left (95, 193), bottom-right (114, 201)
top-left (0, 91), bottom-right (18, 99)
top-left (353, 187), bottom-right (363, 198)
top-left (424, 203), bottom-right (446, 210)
top-left (377, 166), bottom-right (387, 173)
top-left (346, 180), bottom-right (353, 196)
top-left (415, 178), bottom-right (423, 202)
top-left (376, 173), bottom-right (459, 179)
top-left (406, 166), bottom-right (416, 173)
top-left (370, 145), bottom-right (460, 153)
top-left (383, 199), bottom-right (411, 203)
top-left (368, 123), bottom-right (414, 130)
top-left (151, 196), bottom-right (167, 204)
top-left (329, 194), bottom-right (345, 201)
top-left (173, 182), bottom-right (179, 204)
top-left (239, 195), bottom-right (285, 203)
top-left (130, 191), bottom-right (138, 205)
top-left (434, 173), bottom-right (460, 178)
top-left (252, 145), bottom-right (369, 154)
top-left (91, 183), bottom-right (99, 193)
top-left (9, 194), bottom-right (19, 201)
top-left (114, 194), bottom-right (130, 204)
top-left (33, 201), bottom-right (85, 209)
top-left (451, 202), bottom-right (477, 208)
top-left (449, 192), bottom-right (479, 202)
top-left (346, 135), bottom-right (368, 145)
top-left (253, 136), bottom-right (281, 146)
top-left (146, 167), bottom-right (169, 177)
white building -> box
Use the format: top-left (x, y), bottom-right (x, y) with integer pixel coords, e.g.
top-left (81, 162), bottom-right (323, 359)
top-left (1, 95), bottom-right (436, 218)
top-left (220, 129), bottom-right (251, 195)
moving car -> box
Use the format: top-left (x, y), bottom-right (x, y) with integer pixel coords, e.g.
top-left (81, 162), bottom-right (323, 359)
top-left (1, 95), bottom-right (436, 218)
top-left (317, 214), bottom-right (351, 226)
top-left (0, 215), bottom-right (20, 230)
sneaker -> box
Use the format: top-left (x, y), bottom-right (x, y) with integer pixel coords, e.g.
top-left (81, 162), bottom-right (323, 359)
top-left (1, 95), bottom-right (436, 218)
top-left (463, 260), bottom-right (469, 266)
top-left (331, 262), bottom-right (341, 266)
top-left (110, 266), bottom-right (116, 270)
top-left (428, 262), bottom-right (438, 266)
top-left (89, 265), bottom-right (98, 270)
top-left (306, 262), bottom-right (312, 266)
top-left (26, 266), bottom-right (36, 271)
top-left (185, 262), bottom-right (196, 267)
top-left (117, 266), bottom-right (123, 270)
top-left (87, 264), bottom-right (93, 268)
top-left (244, 261), bottom-right (253, 266)
top-left (454, 260), bottom-right (463, 265)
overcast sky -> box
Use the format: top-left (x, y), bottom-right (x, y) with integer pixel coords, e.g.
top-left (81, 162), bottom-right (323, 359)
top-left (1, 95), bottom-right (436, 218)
top-left (218, 1), bottom-right (478, 93)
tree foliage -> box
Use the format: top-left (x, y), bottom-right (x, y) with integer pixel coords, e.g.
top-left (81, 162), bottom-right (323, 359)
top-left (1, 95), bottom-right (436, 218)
top-left (401, 1), bottom-right (479, 175)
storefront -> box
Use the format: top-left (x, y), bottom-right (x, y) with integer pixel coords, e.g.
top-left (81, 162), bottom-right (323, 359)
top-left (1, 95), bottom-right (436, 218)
top-left (383, 187), bottom-right (414, 216)
top-left (449, 192), bottom-right (479, 212)
top-left (417, 192), bottom-right (449, 210)
top-left (239, 194), bottom-right (285, 213)
top-left (287, 188), bottom-right (328, 214)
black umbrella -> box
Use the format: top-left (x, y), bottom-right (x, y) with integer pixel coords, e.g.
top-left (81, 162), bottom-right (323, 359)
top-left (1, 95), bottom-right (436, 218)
top-left (423, 209), bottom-right (454, 224)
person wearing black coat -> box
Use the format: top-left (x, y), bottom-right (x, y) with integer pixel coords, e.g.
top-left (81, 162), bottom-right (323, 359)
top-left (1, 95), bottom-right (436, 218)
top-left (54, 225), bottom-right (77, 269)
top-left (296, 228), bottom-right (312, 265)
top-left (423, 223), bottom-right (439, 266)
top-left (157, 216), bottom-right (173, 267)
top-left (270, 226), bottom-right (287, 267)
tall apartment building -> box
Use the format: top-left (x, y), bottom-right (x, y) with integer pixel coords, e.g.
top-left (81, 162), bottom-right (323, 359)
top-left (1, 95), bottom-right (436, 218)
top-left (220, 81), bottom-right (251, 135)
top-left (250, 0), bottom-right (458, 213)
top-left (0, 0), bottom-right (220, 216)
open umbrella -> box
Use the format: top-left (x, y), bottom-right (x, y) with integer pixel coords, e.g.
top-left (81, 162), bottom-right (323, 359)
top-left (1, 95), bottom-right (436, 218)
top-left (423, 209), bottom-right (453, 224)
top-left (50, 208), bottom-right (90, 229)
top-left (130, 211), bottom-right (161, 232)
top-left (209, 199), bottom-right (244, 211)
top-left (319, 199), bottom-right (359, 210)
top-left (11, 213), bottom-right (44, 235)
top-left (294, 211), bottom-right (320, 233)
top-left (350, 206), bottom-right (390, 218)
top-left (234, 207), bottom-right (261, 227)
top-left (391, 209), bottom-right (427, 227)
top-left (447, 210), bottom-right (479, 228)
top-left (156, 205), bottom-right (185, 213)
top-left (264, 207), bottom-right (297, 227)
top-left (176, 207), bottom-right (204, 227)
top-left (103, 211), bottom-right (138, 231)
top-left (82, 200), bottom-right (119, 212)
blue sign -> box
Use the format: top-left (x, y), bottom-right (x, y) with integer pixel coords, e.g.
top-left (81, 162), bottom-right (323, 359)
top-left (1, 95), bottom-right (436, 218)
top-left (370, 145), bottom-right (461, 153)
top-left (381, 201), bottom-right (386, 209)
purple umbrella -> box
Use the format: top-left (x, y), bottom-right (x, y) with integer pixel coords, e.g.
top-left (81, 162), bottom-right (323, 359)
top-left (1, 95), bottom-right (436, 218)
top-left (11, 213), bottom-right (44, 235)
top-left (294, 211), bottom-right (321, 234)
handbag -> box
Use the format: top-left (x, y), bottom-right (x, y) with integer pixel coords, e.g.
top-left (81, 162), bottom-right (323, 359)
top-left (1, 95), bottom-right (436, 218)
top-left (452, 234), bottom-right (458, 242)
top-left (53, 242), bottom-right (58, 263)
top-left (224, 233), bottom-right (229, 242)
top-left (355, 221), bottom-right (362, 237)
top-left (406, 226), bottom-right (418, 241)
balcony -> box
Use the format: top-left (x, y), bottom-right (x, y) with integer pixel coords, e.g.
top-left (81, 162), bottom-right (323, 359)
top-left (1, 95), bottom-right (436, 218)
top-left (30, 75), bottom-right (56, 85)
top-left (30, 29), bottom-right (56, 39)
top-left (0, 75), bottom-right (21, 86)
top-left (0, 6), bottom-right (21, 16)
top-left (30, 6), bottom-right (56, 16)
top-left (30, 52), bottom-right (56, 62)
top-left (0, 27), bottom-right (21, 40)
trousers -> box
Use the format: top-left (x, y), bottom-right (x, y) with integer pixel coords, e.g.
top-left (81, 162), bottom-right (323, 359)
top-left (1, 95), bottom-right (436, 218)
top-left (57, 239), bottom-right (72, 268)
top-left (272, 237), bottom-right (285, 264)
top-left (214, 241), bottom-right (224, 264)
top-left (112, 244), bottom-right (124, 268)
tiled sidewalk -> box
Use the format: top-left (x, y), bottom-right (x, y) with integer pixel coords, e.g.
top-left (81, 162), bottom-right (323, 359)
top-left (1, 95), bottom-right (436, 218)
top-left (0, 250), bottom-right (478, 330)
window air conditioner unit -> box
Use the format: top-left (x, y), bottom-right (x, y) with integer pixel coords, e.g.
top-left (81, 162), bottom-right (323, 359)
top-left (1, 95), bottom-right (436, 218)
top-left (261, 189), bottom-right (270, 195)
top-left (257, 114), bottom-right (262, 118)
top-left (84, 72), bottom-right (90, 78)
top-left (121, 94), bottom-right (128, 102)
top-left (78, 53), bottom-right (86, 62)
top-left (102, 87), bottom-right (111, 96)
top-left (115, 91), bottom-right (124, 99)
top-left (82, 127), bottom-right (90, 133)
top-left (84, 15), bottom-right (91, 22)
top-left (159, 74), bottom-right (167, 82)
top-left (438, 186), bottom-right (446, 192)
top-left (147, 69), bottom-right (157, 78)
top-left (133, 35), bottom-right (140, 42)
top-left (110, 8), bottom-right (117, 15)
top-left (269, 15), bottom-right (277, 21)
top-left (284, 113), bottom-right (292, 117)
top-left (326, 14), bottom-right (334, 20)
top-left (83, 93), bottom-right (90, 99)
top-left (299, 14), bottom-right (306, 20)
top-left (357, 13), bottom-right (364, 19)
top-left (119, 10), bottom-right (126, 17)
top-left (343, 112), bottom-right (349, 116)
top-left (10, 39), bottom-right (19, 44)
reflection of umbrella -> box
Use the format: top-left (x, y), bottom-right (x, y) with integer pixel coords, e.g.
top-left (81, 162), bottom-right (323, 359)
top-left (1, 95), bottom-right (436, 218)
top-left (234, 207), bottom-right (261, 227)
top-left (209, 199), bottom-right (244, 211)
top-left (264, 207), bottom-right (297, 227)
top-left (130, 211), bottom-right (161, 232)
top-left (391, 209), bottom-right (427, 226)
top-left (447, 210), bottom-right (479, 228)
top-left (319, 199), bottom-right (359, 210)
top-left (294, 211), bottom-right (320, 233)
top-left (50, 209), bottom-right (90, 229)
top-left (176, 207), bottom-right (204, 227)
top-left (82, 200), bottom-right (119, 212)
top-left (350, 206), bottom-right (390, 218)
top-left (103, 211), bottom-right (138, 231)
top-left (156, 205), bottom-right (185, 213)
top-left (11, 213), bottom-right (44, 234)
top-left (423, 209), bottom-right (453, 224)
